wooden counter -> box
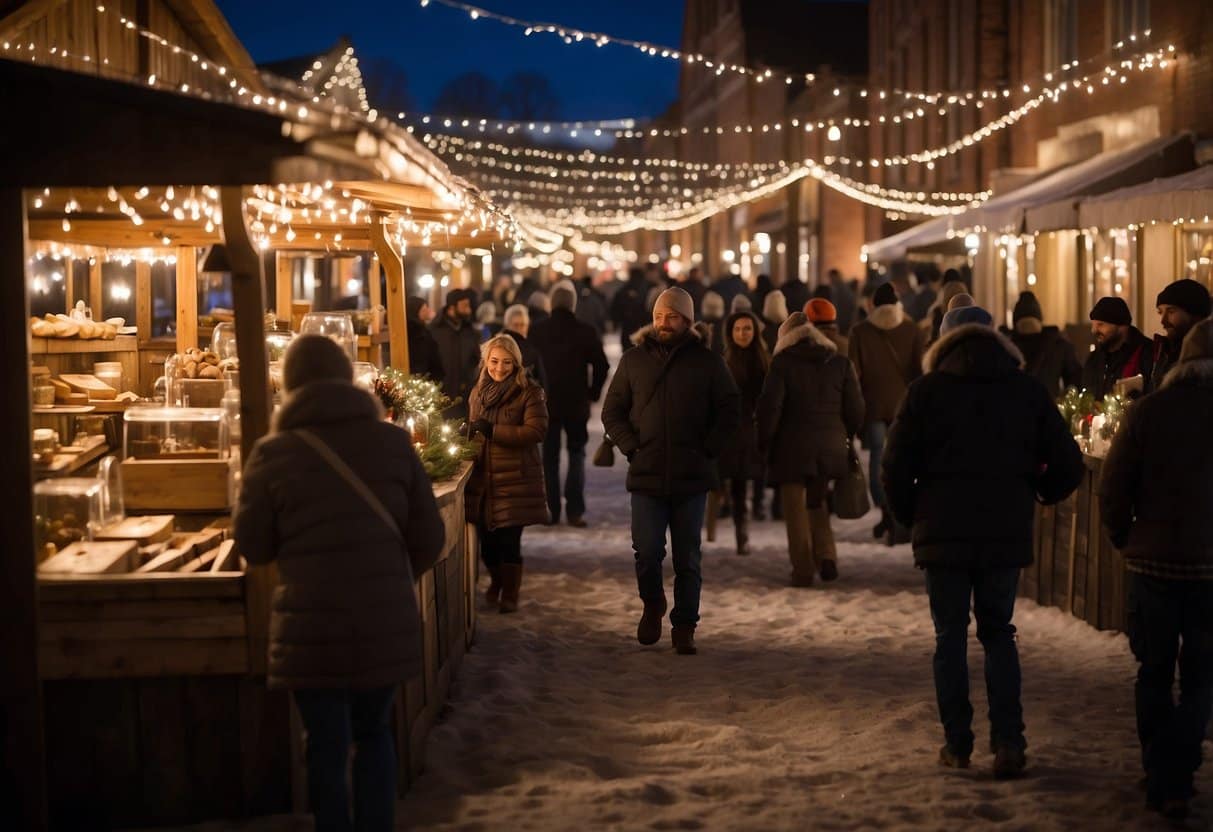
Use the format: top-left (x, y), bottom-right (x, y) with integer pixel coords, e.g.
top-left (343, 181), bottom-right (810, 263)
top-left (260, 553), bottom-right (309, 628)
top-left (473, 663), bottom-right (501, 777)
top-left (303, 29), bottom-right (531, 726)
top-left (1020, 454), bottom-right (1127, 633)
top-left (40, 462), bottom-right (478, 829)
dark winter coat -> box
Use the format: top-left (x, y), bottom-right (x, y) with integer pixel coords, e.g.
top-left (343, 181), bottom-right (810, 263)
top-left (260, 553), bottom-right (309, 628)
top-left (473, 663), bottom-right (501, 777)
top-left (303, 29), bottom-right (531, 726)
top-left (466, 374), bottom-right (549, 530)
top-left (575, 282), bottom-right (609, 336)
top-left (1001, 324), bottom-right (1083, 401)
top-left (780, 280), bottom-right (811, 321)
top-left (610, 273), bottom-right (652, 350)
top-left (1149, 333), bottom-right (1183, 394)
top-left (761, 319), bottom-right (783, 356)
top-left (1080, 326), bottom-right (1153, 399)
top-left (234, 381), bottom-right (444, 690)
top-left (602, 326), bottom-right (741, 496)
top-left (882, 325), bottom-right (1084, 569)
top-left (848, 304), bottom-right (925, 425)
top-left (529, 308), bottom-right (609, 420)
top-left (757, 323), bottom-right (864, 484)
top-left (704, 317), bottom-right (727, 356)
top-left (503, 329), bottom-right (548, 390)
top-left (406, 314), bottom-right (445, 382)
top-left (710, 274), bottom-right (748, 312)
top-left (430, 314), bottom-right (481, 415)
top-left (717, 313), bottom-right (768, 481)
top-left (1100, 358), bottom-right (1213, 579)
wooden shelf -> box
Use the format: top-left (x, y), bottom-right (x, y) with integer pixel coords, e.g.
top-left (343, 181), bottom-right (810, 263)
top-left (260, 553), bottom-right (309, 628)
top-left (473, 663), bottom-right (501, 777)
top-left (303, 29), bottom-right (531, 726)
top-left (30, 334), bottom-right (138, 355)
top-left (34, 435), bottom-right (110, 478)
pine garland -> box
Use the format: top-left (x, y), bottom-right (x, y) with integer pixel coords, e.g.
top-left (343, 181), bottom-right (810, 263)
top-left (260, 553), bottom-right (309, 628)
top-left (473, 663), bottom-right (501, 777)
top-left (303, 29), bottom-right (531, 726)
top-left (1098, 392), bottom-right (1128, 441)
top-left (373, 369), bottom-right (478, 481)
top-left (1058, 387), bottom-right (1096, 436)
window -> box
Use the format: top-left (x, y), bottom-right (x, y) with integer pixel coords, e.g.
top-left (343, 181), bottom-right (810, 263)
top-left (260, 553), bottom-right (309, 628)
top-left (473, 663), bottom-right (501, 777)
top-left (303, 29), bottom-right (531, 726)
top-left (1108, 0), bottom-right (1149, 46)
top-left (1086, 228), bottom-right (1136, 309)
top-left (1044, 0), bottom-right (1078, 72)
top-left (1180, 227), bottom-right (1213, 289)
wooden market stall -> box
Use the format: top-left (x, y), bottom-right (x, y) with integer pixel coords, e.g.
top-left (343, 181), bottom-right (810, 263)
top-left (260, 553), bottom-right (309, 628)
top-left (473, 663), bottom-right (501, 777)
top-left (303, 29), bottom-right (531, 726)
top-left (0, 2), bottom-right (514, 828)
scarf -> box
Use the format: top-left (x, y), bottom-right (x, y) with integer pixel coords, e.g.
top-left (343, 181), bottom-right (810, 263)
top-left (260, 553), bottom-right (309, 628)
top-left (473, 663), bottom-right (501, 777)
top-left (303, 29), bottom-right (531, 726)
top-left (478, 372), bottom-right (518, 410)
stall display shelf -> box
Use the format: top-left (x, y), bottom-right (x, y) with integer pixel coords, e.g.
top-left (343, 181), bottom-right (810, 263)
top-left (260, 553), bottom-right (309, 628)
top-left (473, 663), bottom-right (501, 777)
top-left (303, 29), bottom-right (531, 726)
top-left (30, 334), bottom-right (138, 354)
top-left (35, 434), bottom-right (110, 478)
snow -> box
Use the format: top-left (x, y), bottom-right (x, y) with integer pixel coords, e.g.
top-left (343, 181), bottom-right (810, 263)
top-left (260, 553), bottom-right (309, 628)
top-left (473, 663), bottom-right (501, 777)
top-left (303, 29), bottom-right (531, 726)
top-left (168, 351), bottom-right (1211, 831)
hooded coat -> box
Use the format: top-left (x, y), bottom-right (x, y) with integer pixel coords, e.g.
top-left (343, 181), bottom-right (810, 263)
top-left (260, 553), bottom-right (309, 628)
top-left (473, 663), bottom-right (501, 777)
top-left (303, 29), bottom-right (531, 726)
top-left (430, 312), bottom-right (481, 414)
top-left (1001, 322), bottom-right (1082, 401)
top-left (757, 322), bottom-right (864, 484)
top-left (717, 312), bottom-right (769, 481)
top-left (881, 325), bottom-right (1084, 569)
top-left (848, 304), bottom-right (925, 425)
top-left (406, 298), bottom-right (445, 382)
top-left (466, 372), bottom-right (550, 530)
top-left (602, 326), bottom-right (741, 496)
top-left (234, 381), bottom-right (445, 690)
top-left (1099, 357), bottom-right (1213, 578)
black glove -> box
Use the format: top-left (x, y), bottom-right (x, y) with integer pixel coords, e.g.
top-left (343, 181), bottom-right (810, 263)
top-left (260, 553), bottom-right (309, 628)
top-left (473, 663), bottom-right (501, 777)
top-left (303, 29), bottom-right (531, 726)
top-left (471, 419), bottom-right (494, 439)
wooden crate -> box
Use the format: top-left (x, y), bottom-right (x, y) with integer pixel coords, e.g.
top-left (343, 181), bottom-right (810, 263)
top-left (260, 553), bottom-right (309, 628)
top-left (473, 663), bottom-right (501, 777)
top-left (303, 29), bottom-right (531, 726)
top-left (121, 458), bottom-right (233, 511)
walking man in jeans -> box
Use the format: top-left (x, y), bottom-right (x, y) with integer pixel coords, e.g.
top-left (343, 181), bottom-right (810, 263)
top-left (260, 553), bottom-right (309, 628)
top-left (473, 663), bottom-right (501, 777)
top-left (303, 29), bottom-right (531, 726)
top-left (530, 280), bottom-right (610, 526)
top-left (882, 306), bottom-right (1083, 778)
top-left (1100, 318), bottom-right (1213, 819)
top-left (603, 287), bottom-right (740, 655)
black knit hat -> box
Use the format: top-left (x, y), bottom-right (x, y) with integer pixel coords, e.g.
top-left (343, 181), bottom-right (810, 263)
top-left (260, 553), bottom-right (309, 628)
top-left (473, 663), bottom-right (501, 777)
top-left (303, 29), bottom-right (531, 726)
top-left (873, 282), bottom-right (898, 307)
top-left (1012, 291), bottom-right (1043, 323)
top-left (1157, 278), bottom-right (1212, 319)
top-left (1089, 296), bottom-right (1132, 326)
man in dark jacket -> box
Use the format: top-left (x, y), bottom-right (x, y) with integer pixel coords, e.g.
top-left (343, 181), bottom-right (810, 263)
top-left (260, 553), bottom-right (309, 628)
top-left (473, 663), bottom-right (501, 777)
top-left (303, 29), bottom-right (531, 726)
top-left (701, 290), bottom-right (727, 355)
top-left (779, 276), bottom-right (811, 323)
top-left (610, 267), bottom-right (653, 352)
top-left (679, 267), bottom-right (708, 318)
top-left (235, 335), bottom-right (445, 831)
top-left (1081, 296), bottom-right (1154, 398)
top-left (882, 306), bottom-right (1084, 779)
top-left (1000, 291), bottom-right (1081, 401)
top-left (1100, 318), bottom-right (1213, 819)
top-left (710, 270), bottom-right (748, 313)
top-left (530, 282), bottom-right (609, 526)
top-left (430, 288), bottom-right (481, 420)
top-left (406, 296), bottom-right (445, 382)
top-left (501, 304), bottom-right (547, 391)
top-left (1149, 278), bottom-right (1211, 392)
top-left (603, 287), bottom-right (741, 656)
top-left (575, 275), bottom-right (609, 336)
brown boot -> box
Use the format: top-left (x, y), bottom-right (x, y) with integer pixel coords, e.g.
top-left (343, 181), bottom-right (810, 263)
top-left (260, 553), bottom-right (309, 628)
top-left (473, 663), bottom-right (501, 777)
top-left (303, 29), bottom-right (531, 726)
top-left (671, 626), bottom-right (697, 655)
top-left (735, 512), bottom-right (750, 556)
top-left (809, 506), bottom-right (837, 581)
top-left (484, 566), bottom-right (503, 608)
top-left (498, 563), bottom-right (523, 613)
top-left (705, 491), bottom-right (719, 542)
top-left (637, 594), bottom-right (667, 645)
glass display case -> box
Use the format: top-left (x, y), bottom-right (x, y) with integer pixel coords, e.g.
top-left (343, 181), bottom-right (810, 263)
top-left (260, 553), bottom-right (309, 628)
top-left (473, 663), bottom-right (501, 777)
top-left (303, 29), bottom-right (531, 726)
top-left (33, 461), bottom-right (121, 556)
top-left (124, 407), bottom-right (229, 459)
top-left (299, 311), bottom-right (356, 361)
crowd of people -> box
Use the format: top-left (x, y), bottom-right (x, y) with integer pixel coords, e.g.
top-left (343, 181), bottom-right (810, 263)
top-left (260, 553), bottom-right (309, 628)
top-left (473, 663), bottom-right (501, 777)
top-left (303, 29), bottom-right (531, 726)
top-left (231, 259), bottom-right (1213, 826)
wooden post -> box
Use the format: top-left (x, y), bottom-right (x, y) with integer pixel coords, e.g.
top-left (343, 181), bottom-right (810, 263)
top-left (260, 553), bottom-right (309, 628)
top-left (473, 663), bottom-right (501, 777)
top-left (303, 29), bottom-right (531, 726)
top-left (89, 255), bottom-right (103, 320)
top-left (176, 246), bottom-right (198, 353)
top-left (370, 214), bottom-right (410, 371)
top-left (135, 260), bottom-right (152, 339)
top-left (274, 251), bottom-right (292, 324)
top-left (0, 187), bottom-right (47, 830)
top-left (368, 254), bottom-right (382, 335)
top-left (65, 257), bottom-right (76, 313)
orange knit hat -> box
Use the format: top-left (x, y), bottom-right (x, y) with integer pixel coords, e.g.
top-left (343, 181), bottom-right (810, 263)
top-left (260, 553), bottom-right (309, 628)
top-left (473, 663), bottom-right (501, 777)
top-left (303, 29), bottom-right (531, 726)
top-left (804, 298), bottom-right (837, 324)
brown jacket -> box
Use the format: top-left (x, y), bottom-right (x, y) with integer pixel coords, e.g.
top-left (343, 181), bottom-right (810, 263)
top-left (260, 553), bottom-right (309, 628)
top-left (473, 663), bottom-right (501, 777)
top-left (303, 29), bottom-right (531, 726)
top-left (848, 304), bottom-right (924, 425)
top-left (467, 374), bottom-right (550, 529)
top-left (234, 380), bottom-right (445, 690)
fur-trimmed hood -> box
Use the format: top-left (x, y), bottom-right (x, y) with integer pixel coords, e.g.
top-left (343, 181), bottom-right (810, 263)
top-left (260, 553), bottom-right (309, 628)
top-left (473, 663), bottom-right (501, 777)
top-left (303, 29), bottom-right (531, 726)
top-left (629, 323), bottom-right (703, 346)
top-left (923, 323), bottom-right (1025, 377)
top-left (1161, 357), bottom-right (1213, 391)
top-left (773, 321), bottom-right (838, 357)
top-left (867, 303), bottom-right (905, 331)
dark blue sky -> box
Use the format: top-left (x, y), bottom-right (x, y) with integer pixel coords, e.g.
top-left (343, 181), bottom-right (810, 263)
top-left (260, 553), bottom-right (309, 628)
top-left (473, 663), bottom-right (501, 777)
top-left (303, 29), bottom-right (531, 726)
top-left (216, 0), bottom-right (684, 121)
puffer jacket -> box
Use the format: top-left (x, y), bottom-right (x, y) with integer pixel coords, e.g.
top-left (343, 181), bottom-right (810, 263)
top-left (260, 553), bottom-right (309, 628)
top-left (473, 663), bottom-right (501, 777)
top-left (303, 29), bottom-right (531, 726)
top-left (234, 380), bottom-right (445, 690)
top-left (881, 325), bottom-right (1084, 569)
top-left (1100, 357), bottom-right (1213, 578)
top-left (848, 304), bottom-right (924, 425)
top-left (466, 374), bottom-right (549, 529)
top-left (757, 322), bottom-right (864, 483)
top-left (602, 326), bottom-right (741, 496)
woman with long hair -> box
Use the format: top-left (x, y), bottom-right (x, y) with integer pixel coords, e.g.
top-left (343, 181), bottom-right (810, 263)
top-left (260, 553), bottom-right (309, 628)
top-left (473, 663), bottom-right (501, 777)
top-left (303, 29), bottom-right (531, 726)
top-left (719, 311), bottom-right (771, 555)
top-left (466, 334), bottom-right (549, 613)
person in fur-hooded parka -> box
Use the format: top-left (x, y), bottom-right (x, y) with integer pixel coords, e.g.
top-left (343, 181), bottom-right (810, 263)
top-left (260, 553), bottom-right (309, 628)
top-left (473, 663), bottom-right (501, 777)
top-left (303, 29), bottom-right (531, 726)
top-left (757, 312), bottom-right (864, 584)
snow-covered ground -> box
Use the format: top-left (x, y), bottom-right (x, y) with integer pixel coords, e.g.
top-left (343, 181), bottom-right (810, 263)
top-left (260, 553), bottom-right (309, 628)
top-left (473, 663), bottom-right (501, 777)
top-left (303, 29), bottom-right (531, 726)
top-left (172, 353), bottom-right (1210, 831)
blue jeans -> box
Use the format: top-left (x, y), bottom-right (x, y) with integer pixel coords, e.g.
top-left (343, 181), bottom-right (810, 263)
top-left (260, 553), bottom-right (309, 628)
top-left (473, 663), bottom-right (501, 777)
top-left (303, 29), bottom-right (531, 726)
top-left (1128, 573), bottom-right (1213, 801)
top-left (631, 492), bottom-right (708, 629)
top-left (292, 686), bottom-right (397, 832)
top-left (543, 414), bottom-right (588, 521)
top-left (924, 567), bottom-right (1025, 757)
top-left (863, 421), bottom-right (888, 510)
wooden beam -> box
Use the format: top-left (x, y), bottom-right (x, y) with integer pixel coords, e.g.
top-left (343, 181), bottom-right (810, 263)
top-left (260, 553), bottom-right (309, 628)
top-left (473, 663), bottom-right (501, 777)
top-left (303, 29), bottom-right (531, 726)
top-left (0, 187), bottom-right (48, 830)
top-left (274, 252), bottom-right (293, 322)
top-left (135, 260), bottom-right (152, 339)
top-left (370, 214), bottom-right (410, 372)
top-left (0, 0), bottom-right (68, 42)
top-left (368, 255), bottom-right (382, 335)
top-left (175, 246), bottom-right (198, 353)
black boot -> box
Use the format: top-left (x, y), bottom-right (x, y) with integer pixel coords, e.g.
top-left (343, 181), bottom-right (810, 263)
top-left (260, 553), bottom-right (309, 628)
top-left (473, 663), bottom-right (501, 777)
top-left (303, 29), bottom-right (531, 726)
top-left (873, 508), bottom-right (890, 539)
top-left (735, 512), bottom-right (750, 556)
top-left (484, 566), bottom-right (503, 608)
top-left (671, 626), bottom-right (697, 655)
top-left (637, 595), bottom-right (668, 645)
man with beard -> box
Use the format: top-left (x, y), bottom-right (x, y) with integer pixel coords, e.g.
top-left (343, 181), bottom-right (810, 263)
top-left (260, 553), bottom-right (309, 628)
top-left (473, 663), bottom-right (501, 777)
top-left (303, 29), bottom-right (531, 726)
top-left (1081, 297), bottom-right (1154, 399)
top-left (430, 288), bottom-right (481, 420)
top-left (603, 287), bottom-right (740, 656)
top-left (1150, 279), bottom-right (1212, 392)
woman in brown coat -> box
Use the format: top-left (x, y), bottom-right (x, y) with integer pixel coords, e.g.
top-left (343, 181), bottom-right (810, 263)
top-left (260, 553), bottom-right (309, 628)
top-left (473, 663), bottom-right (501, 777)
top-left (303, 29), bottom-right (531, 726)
top-left (467, 334), bottom-right (549, 612)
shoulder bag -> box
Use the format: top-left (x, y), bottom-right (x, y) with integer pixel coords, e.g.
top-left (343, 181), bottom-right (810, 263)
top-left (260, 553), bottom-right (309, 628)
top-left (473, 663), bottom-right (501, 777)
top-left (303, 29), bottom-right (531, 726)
top-left (830, 437), bottom-right (871, 520)
top-left (293, 429), bottom-right (402, 541)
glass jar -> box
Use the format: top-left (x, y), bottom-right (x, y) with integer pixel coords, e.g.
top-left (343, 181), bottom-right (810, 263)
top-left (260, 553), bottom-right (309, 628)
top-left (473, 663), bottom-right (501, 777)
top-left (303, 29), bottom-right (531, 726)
top-left (32, 383), bottom-right (56, 406)
top-left (94, 361), bottom-right (124, 393)
top-left (299, 312), bottom-right (357, 362)
top-left (353, 362), bottom-right (378, 391)
top-left (211, 322), bottom-right (239, 363)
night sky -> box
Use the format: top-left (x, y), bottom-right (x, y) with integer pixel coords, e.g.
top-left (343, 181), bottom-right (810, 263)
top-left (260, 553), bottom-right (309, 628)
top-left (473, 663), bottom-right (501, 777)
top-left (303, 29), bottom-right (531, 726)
top-left (215, 0), bottom-right (684, 121)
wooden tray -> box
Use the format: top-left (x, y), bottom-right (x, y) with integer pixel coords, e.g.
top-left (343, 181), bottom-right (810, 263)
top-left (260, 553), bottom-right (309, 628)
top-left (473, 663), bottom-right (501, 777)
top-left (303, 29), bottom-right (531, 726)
top-left (39, 540), bottom-right (137, 575)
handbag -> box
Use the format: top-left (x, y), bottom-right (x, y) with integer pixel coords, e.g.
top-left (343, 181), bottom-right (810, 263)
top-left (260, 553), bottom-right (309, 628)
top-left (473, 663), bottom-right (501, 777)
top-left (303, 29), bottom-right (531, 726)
top-left (592, 436), bottom-right (616, 467)
top-left (831, 438), bottom-right (871, 520)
